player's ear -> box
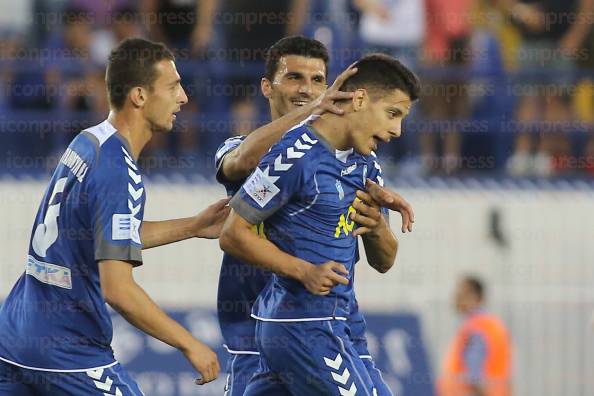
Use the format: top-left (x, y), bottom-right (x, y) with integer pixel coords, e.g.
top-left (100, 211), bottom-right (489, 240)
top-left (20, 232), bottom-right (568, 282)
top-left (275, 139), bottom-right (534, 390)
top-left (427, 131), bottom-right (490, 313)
top-left (261, 78), bottom-right (272, 99)
top-left (129, 86), bottom-right (146, 108)
top-left (352, 89), bottom-right (367, 112)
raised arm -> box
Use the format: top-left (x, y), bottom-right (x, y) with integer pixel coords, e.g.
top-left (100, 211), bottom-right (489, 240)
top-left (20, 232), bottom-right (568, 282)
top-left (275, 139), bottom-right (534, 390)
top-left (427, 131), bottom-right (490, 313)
top-left (220, 66), bottom-right (357, 182)
top-left (99, 260), bottom-right (220, 385)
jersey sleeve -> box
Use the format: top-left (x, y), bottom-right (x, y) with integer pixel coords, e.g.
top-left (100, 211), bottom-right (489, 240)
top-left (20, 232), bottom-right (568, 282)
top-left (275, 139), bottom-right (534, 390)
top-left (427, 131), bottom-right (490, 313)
top-left (214, 135), bottom-right (246, 185)
top-left (229, 134), bottom-right (309, 225)
top-left (90, 143), bottom-right (144, 265)
top-left (367, 154), bottom-right (389, 220)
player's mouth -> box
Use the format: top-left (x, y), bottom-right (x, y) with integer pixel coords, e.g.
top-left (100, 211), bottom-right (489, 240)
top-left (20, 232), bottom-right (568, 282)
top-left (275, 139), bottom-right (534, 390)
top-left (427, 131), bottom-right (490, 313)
top-left (291, 99), bottom-right (310, 107)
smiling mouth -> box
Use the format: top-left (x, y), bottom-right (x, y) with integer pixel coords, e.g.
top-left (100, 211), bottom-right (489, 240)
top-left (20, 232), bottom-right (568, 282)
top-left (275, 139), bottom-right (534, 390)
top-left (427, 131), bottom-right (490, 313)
top-left (291, 99), bottom-right (310, 107)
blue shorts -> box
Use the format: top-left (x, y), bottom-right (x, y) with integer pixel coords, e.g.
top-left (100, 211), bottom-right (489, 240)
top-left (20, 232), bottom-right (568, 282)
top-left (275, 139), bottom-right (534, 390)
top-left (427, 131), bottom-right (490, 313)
top-left (244, 319), bottom-right (376, 396)
top-left (223, 352), bottom-right (260, 396)
top-left (362, 357), bottom-right (393, 396)
top-left (0, 359), bottom-right (144, 396)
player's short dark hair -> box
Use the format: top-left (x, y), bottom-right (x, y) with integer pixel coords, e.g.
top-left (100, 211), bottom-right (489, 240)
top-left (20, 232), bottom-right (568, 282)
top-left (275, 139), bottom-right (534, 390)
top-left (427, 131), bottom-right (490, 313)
top-left (106, 38), bottom-right (175, 110)
top-left (340, 53), bottom-right (420, 101)
top-left (463, 275), bottom-right (485, 301)
top-left (264, 35), bottom-right (329, 81)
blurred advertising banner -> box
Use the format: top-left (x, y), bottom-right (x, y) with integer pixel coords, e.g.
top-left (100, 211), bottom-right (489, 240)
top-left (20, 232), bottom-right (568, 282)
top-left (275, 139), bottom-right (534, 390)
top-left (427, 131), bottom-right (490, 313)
top-left (112, 309), bottom-right (434, 396)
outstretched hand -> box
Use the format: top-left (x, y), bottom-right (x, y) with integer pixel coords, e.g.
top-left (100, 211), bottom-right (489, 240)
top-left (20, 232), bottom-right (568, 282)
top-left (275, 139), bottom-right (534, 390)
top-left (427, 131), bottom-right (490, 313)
top-left (194, 197), bottom-right (232, 239)
top-left (311, 64), bottom-right (358, 116)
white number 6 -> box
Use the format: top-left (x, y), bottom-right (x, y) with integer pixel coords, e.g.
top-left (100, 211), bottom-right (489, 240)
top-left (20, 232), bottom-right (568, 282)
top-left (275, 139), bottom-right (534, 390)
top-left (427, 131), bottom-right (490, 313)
top-left (32, 177), bottom-right (67, 257)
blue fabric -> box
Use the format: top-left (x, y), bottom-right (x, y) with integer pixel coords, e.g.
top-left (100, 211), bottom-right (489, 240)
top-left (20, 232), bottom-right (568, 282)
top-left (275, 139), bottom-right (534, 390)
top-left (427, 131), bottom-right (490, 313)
top-left (0, 121), bottom-right (145, 370)
top-left (231, 124), bottom-right (386, 320)
top-left (0, 360), bottom-right (144, 395)
top-left (223, 353), bottom-right (261, 396)
top-left (244, 320), bottom-right (375, 396)
top-left (214, 135), bottom-right (272, 352)
top-left (464, 333), bottom-right (487, 385)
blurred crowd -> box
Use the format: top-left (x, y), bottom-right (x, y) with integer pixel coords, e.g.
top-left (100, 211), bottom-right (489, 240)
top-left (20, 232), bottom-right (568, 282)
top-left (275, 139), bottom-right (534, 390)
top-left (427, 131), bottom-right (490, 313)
top-left (0, 0), bottom-right (593, 178)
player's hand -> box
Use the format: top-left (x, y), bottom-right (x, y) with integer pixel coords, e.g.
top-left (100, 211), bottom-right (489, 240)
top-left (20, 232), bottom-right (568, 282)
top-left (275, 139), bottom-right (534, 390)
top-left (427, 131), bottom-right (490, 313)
top-left (364, 179), bottom-right (414, 233)
top-left (300, 261), bottom-right (349, 295)
top-left (311, 65), bottom-right (358, 116)
top-left (182, 340), bottom-right (220, 385)
top-left (350, 194), bottom-right (386, 237)
top-left (194, 197), bottom-right (232, 239)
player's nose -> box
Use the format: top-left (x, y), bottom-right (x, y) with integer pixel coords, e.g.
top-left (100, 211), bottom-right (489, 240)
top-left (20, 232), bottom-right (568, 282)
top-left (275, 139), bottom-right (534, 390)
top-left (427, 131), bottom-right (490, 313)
top-left (179, 86), bottom-right (189, 105)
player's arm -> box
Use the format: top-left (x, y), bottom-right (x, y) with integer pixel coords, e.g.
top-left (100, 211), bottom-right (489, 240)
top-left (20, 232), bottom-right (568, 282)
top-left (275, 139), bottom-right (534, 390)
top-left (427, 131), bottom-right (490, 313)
top-left (220, 66), bottom-right (357, 182)
top-left (99, 259), bottom-right (219, 385)
top-left (219, 210), bottom-right (349, 295)
top-left (141, 197), bottom-right (230, 249)
top-left (351, 190), bottom-right (398, 273)
top-left (464, 333), bottom-right (488, 396)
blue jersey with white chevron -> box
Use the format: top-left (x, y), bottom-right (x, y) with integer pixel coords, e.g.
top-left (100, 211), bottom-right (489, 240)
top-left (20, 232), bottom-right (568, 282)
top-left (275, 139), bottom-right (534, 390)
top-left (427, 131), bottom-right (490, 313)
top-left (214, 135), bottom-right (271, 352)
top-left (230, 123), bottom-right (386, 320)
top-left (0, 120), bottom-right (145, 371)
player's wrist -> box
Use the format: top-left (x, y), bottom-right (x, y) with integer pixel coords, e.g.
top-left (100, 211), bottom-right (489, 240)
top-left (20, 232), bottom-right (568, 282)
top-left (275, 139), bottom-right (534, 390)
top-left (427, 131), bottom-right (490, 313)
top-left (294, 260), bottom-right (314, 283)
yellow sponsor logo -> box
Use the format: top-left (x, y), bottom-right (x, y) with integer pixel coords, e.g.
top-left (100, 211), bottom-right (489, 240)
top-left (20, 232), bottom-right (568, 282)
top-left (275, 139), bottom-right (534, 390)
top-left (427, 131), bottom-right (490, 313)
top-left (334, 198), bottom-right (360, 238)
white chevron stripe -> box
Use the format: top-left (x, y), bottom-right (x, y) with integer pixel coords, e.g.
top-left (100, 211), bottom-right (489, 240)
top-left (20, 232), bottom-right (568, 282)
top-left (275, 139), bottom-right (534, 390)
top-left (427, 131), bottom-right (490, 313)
top-left (124, 156), bottom-right (137, 171)
top-left (286, 147), bottom-right (304, 159)
top-left (331, 367), bottom-right (351, 385)
top-left (339, 382), bottom-right (357, 396)
top-left (128, 184), bottom-right (144, 201)
top-left (301, 133), bottom-right (318, 145)
top-left (128, 168), bottom-right (141, 184)
top-left (128, 200), bottom-right (141, 216)
top-left (104, 389), bottom-right (122, 396)
top-left (324, 353), bottom-right (343, 370)
top-left (376, 176), bottom-right (384, 187)
top-left (373, 388), bottom-right (378, 396)
top-left (373, 161), bottom-right (382, 172)
top-left (93, 375), bottom-right (113, 391)
top-left (262, 167), bottom-right (279, 183)
top-left (86, 368), bottom-right (104, 380)
top-left (273, 154), bottom-right (292, 172)
top-left (121, 147), bottom-right (132, 160)
top-left (294, 139), bottom-right (312, 151)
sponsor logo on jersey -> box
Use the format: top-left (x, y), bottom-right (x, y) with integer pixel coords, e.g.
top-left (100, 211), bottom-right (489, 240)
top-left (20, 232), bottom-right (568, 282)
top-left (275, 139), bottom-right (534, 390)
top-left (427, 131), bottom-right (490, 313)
top-left (244, 167), bottom-right (280, 208)
top-left (340, 163), bottom-right (358, 177)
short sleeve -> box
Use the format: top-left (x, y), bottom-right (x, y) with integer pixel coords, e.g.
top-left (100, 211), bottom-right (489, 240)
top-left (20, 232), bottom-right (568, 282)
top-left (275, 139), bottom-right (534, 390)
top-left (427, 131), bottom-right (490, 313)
top-left (463, 333), bottom-right (487, 385)
top-left (230, 133), bottom-right (312, 225)
top-left (91, 143), bottom-right (144, 265)
top-left (214, 135), bottom-right (246, 185)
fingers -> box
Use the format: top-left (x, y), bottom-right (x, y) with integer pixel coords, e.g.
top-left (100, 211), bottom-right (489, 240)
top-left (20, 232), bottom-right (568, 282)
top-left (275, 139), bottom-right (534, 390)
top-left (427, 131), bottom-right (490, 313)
top-left (353, 191), bottom-right (380, 210)
top-left (330, 66), bottom-right (358, 89)
top-left (328, 271), bottom-right (350, 286)
top-left (352, 227), bottom-right (371, 237)
top-left (213, 196), bottom-right (232, 209)
top-left (195, 358), bottom-right (220, 385)
top-left (329, 262), bottom-right (349, 276)
top-left (365, 179), bottom-right (394, 205)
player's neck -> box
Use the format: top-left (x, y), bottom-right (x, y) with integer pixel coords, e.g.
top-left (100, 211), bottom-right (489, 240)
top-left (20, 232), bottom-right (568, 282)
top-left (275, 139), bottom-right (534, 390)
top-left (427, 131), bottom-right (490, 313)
top-left (309, 114), bottom-right (350, 151)
top-left (107, 111), bottom-right (152, 160)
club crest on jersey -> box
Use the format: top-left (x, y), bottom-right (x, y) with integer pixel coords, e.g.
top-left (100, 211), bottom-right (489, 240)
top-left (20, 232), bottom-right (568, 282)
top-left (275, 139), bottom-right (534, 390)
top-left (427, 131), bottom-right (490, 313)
top-left (244, 167), bottom-right (280, 208)
top-left (335, 179), bottom-right (345, 200)
top-left (340, 163), bottom-right (357, 177)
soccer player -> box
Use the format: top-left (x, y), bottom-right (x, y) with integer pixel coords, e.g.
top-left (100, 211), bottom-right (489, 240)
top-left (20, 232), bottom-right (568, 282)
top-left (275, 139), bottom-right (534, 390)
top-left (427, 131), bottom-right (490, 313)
top-left (220, 53), bottom-right (420, 395)
top-left (0, 38), bottom-right (227, 395)
top-left (214, 36), bottom-right (409, 395)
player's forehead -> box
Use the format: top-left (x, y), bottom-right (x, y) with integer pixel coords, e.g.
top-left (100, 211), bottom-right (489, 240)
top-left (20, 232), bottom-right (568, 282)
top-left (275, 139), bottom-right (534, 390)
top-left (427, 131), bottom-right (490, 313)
top-left (274, 55), bottom-right (326, 79)
top-left (152, 59), bottom-right (180, 86)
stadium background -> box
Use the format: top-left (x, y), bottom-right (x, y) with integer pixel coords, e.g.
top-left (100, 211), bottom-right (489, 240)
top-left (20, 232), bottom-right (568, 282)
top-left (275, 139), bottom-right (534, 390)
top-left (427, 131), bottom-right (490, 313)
top-left (1, 0), bottom-right (593, 395)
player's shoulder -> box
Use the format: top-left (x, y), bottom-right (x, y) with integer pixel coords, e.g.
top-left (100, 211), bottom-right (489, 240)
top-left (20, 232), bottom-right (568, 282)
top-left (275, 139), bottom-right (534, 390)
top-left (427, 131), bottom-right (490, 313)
top-left (270, 124), bottom-right (322, 163)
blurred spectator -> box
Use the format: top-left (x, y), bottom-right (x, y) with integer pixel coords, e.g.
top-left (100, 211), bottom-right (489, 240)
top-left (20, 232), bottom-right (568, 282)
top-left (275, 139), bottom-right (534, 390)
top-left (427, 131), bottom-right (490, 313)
top-left (143, 0), bottom-right (204, 52)
top-left (503, 0), bottom-right (594, 177)
top-left (420, 0), bottom-right (475, 175)
top-left (437, 276), bottom-right (512, 396)
top-left (353, 0), bottom-right (425, 69)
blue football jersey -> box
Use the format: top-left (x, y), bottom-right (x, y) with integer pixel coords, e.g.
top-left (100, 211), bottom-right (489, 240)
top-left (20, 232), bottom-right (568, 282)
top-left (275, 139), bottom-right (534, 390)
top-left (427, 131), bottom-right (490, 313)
top-left (214, 135), bottom-right (271, 352)
top-left (230, 123), bottom-right (386, 321)
top-left (0, 120), bottom-right (145, 371)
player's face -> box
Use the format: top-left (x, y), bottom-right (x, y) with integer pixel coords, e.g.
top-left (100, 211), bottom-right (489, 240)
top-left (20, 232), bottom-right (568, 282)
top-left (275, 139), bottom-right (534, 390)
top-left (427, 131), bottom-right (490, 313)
top-left (144, 60), bottom-right (188, 133)
top-left (350, 89), bottom-right (411, 156)
top-left (454, 281), bottom-right (477, 315)
top-left (262, 55), bottom-right (327, 119)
